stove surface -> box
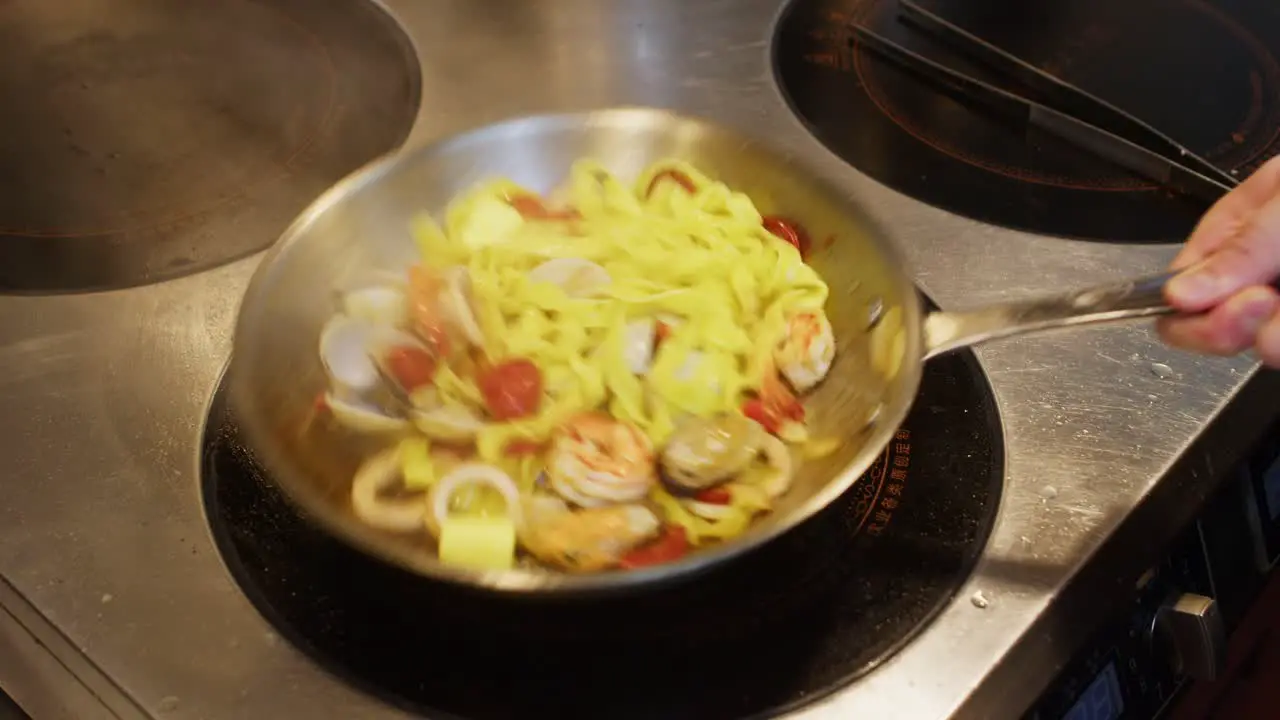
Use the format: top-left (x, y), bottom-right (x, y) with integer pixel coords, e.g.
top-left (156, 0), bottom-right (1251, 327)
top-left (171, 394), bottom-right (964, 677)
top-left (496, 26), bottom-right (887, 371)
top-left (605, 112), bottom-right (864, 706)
top-left (203, 342), bottom-right (1001, 719)
top-left (0, 0), bottom-right (419, 293)
top-left (0, 1), bottom-right (1274, 719)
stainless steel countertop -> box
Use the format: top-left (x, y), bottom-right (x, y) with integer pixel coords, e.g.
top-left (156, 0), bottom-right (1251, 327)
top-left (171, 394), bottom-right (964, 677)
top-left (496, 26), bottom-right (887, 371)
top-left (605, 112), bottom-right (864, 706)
top-left (0, 1), bottom-right (1272, 718)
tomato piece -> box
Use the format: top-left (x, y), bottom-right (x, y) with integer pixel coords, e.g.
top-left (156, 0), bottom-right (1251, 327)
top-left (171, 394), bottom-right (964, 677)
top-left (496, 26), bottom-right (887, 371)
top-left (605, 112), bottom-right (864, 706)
top-left (654, 320), bottom-right (674, 345)
top-left (479, 358), bottom-right (543, 421)
top-left (312, 392), bottom-right (330, 414)
top-left (508, 194), bottom-right (580, 221)
top-left (742, 392), bottom-right (805, 437)
top-left (644, 169), bottom-right (697, 198)
top-left (694, 487), bottom-right (732, 505)
top-left (504, 440), bottom-right (547, 457)
top-left (742, 398), bottom-right (779, 435)
top-left (761, 216), bottom-right (811, 258)
top-left (384, 345), bottom-right (438, 391)
top-left (619, 526), bottom-right (690, 569)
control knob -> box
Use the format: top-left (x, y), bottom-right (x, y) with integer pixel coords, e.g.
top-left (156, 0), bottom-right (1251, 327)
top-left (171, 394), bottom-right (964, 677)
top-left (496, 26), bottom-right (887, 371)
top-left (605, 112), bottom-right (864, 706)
top-left (1150, 592), bottom-right (1226, 681)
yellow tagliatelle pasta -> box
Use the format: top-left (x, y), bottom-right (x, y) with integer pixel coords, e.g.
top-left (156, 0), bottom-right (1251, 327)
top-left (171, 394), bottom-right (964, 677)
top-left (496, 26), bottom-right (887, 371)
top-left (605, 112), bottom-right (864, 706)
top-left (412, 159), bottom-right (828, 464)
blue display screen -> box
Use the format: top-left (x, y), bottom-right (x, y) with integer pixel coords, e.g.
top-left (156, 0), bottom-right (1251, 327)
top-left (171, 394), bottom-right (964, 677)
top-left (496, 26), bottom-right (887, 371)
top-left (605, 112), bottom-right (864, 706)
top-left (1063, 661), bottom-right (1124, 720)
top-left (1263, 456), bottom-right (1280, 521)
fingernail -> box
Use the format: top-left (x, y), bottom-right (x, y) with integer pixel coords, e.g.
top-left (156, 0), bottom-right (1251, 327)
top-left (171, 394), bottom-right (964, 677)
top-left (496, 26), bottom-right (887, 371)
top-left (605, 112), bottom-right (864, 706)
top-left (1167, 268), bottom-right (1221, 305)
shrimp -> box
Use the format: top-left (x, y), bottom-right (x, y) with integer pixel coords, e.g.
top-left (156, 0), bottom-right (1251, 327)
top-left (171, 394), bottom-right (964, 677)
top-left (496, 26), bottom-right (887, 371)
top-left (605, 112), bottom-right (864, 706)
top-left (522, 504), bottom-right (661, 572)
top-left (743, 364), bottom-right (807, 442)
top-left (774, 310), bottom-right (835, 393)
top-left (408, 265), bottom-right (450, 344)
top-left (547, 412), bottom-right (657, 507)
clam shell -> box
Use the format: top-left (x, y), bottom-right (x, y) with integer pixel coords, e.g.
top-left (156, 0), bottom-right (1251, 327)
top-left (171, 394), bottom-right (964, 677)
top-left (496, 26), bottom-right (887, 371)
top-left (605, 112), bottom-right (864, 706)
top-left (320, 314), bottom-right (424, 396)
top-left (660, 413), bottom-right (765, 493)
top-left (411, 405), bottom-right (485, 442)
top-left (441, 266), bottom-right (485, 346)
top-left (326, 394), bottom-right (411, 434)
top-left (623, 318), bottom-right (655, 375)
top-left (342, 284), bottom-right (408, 327)
top-left (319, 316), bottom-right (382, 394)
top-left (528, 258), bottom-right (612, 298)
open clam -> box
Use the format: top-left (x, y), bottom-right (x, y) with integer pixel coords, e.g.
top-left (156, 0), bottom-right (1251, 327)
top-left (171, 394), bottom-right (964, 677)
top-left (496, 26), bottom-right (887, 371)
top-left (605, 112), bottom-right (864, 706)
top-left (341, 280), bottom-right (409, 328)
top-left (659, 413), bottom-right (766, 494)
top-left (623, 317), bottom-right (656, 375)
top-left (411, 403), bottom-right (486, 443)
top-left (528, 258), bottom-right (612, 298)
top-left (319, 315), bottom-right (440, 434)
top-left (440, 266), bottom-right (485, 347)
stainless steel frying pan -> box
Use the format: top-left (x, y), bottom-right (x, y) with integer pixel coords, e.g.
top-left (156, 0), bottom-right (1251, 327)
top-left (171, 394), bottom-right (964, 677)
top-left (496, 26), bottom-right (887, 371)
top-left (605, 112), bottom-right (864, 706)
top-left (229, 107), bottom-right (1198, 595)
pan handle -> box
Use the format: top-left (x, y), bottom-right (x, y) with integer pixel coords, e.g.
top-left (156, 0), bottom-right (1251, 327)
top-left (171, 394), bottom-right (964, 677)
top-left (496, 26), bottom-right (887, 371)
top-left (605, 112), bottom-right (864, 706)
top-left (922, 271), bottom-right (1180, 360)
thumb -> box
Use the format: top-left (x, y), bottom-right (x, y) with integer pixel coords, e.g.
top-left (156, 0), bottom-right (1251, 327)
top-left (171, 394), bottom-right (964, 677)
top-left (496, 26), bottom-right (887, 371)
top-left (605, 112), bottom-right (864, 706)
top-left (1166, 194), bottom-right (1280, 312)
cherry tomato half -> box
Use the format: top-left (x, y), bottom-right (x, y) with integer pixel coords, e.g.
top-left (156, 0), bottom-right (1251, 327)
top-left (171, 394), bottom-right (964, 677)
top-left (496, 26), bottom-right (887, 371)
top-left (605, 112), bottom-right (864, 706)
top-left (383, 345), bottom-right (438, 392)
top-left (479, 358), bottom-right (543, 421)
top-left (694, 487), bottom-right (732, 505)
top-left (619, 526), bottom-right (690, 569)
top-left (508, 194), bottom-right (580, 221)
top-left (761, 216), bottom-right (811, 258)
top-left (654, 320), bottom-right (674, 345)
top-left (742, 394), bottom-right (805, 436)
top-left (644, 169), bottom-right (697, 199)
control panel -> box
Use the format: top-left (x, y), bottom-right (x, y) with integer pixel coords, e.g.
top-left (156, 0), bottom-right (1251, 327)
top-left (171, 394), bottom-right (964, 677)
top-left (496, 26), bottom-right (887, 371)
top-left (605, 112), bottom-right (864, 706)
top-left (1024, 425), bottom-right (1280, 720)
top-left (1023, 526), bottom-right (1222, 720)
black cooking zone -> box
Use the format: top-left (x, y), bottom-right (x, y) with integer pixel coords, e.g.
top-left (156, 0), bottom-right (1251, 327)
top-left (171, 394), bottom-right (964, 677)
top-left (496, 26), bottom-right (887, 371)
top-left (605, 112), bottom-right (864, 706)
top-left (201, 334), bottom-right (1003, 719)
top-left (774, 0), bottom-right (1280, 243)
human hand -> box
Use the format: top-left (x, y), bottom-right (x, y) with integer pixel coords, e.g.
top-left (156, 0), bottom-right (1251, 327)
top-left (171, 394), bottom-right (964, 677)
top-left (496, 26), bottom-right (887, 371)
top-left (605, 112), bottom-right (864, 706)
top-left (1158, 156), bottom-right (1280, 366)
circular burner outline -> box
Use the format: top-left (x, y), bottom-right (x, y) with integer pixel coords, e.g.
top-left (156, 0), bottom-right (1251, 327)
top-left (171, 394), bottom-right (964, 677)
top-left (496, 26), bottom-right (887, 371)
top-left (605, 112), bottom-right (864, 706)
top-left (776, 0), bottom-right (1280, 193)
top-left (197, 311), bottom-right (1006, 718)
top-left (851, 0), bottom-right (1280, 192)
top-left (0, 0), bottom-right (422, 294)
top-left (0, 0), bottom-right (339, 238)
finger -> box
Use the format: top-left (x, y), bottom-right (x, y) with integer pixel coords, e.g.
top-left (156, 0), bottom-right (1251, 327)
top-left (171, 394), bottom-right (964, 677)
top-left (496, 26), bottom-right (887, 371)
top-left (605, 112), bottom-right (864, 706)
top-left (1257, 311), bottom-right (1280, 368)
top-left (1165, 193), bottom-right (1280, 312)
top-left (1157, 285), bottom-right (1280, 355)
top-left (1171, 155), bottom-right (1280, 270)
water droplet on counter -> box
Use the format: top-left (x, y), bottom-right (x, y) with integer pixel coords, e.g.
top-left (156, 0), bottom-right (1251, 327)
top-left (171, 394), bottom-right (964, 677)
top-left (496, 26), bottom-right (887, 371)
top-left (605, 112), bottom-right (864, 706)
top-left (1150, 362), bottom-right (1175, 379)
top-left (970, 591), bottom-right (990, 609)
top-left (157, 696), bottom-right (180, 713)
top-left (100, 593), bottom-right (113, 604)
top-left (1040, 485), bottom-right (1058, 500)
